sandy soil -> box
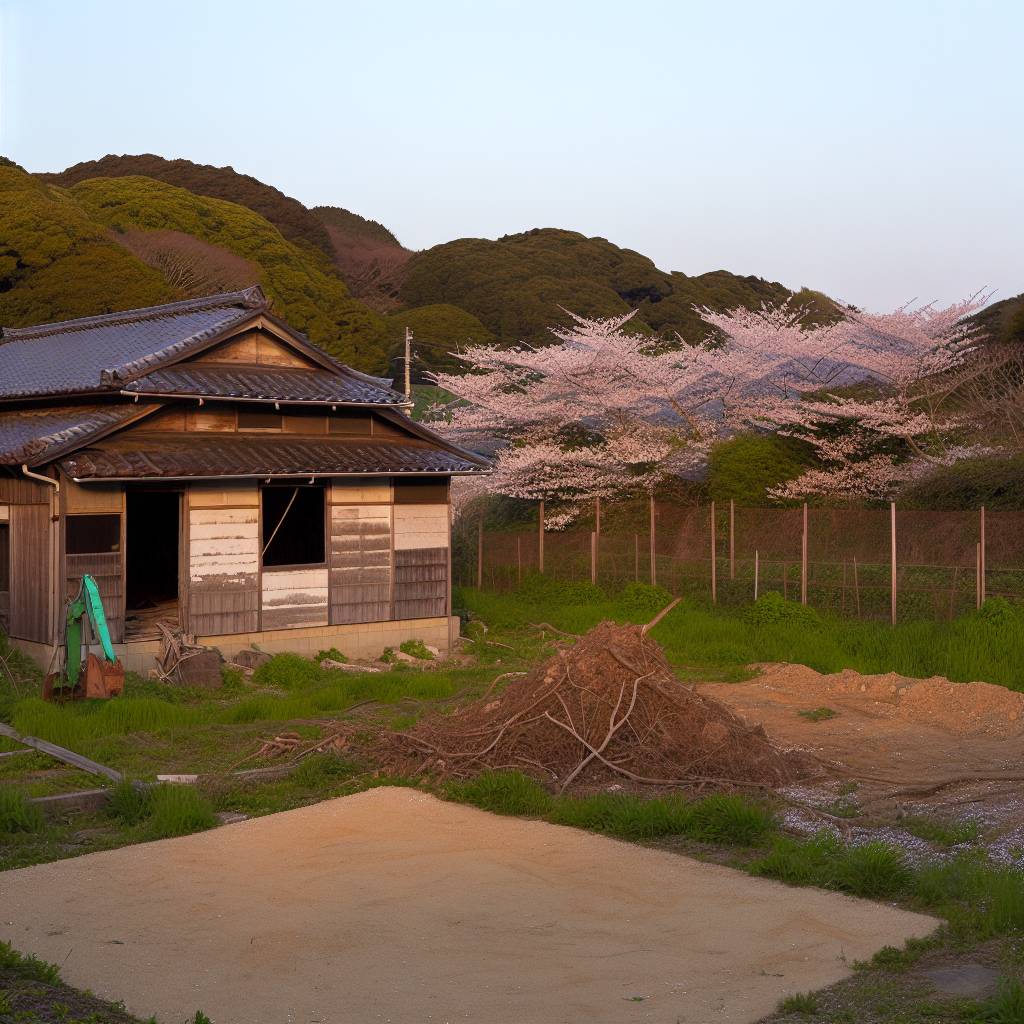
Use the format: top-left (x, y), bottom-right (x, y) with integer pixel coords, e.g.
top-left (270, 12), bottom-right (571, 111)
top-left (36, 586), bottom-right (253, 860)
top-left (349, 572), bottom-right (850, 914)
top-left (0, 788), bottom-right (935, 1024)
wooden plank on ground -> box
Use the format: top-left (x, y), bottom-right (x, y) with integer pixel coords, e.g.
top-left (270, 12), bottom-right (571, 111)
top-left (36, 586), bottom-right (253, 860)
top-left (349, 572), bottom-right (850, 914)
top-left (0, 722), bottom-right (122, 782)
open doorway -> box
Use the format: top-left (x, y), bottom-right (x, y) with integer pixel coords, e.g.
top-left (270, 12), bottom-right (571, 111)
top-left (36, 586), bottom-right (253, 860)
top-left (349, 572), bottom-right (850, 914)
top-left (125, 490), bottom-right (180, 640)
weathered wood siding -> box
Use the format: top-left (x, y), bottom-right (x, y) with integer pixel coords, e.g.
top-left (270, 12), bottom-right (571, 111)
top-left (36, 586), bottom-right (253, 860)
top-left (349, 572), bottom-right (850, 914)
top-left (393, 504), bottom-right (448, 620)
top-left (65, 550), bottom-right (124, 644)
top-left (329, 506), bottom-right (392, 624)
top-left (187, 501), bottom-right (259, 636)
top-left (0, 476), bottom-right (51, 505)
top-left (0, 510), bottom-right (9, 634)
top-left (63, 479), bottom-right (123, 514)
top-left (261, 568), bottom-right (329, 630)
top-left (8, 504), bottom-right (51, 642)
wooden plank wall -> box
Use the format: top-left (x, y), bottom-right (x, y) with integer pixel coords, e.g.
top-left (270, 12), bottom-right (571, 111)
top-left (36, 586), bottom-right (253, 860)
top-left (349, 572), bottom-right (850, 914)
top-left (261, 568), bottom-right (329, 630)
top-left (329, 506), bottom-right (392, 623)
top-left (8, 504), bottom-right (51, 642)
top-left (0, 508), bottom-right (8, 634)
top-left (0, 476), bottom-right (51, 504)
top-left (65, 551), bottom-right (124, 644)
top-left (393, 504), bottom-right (449, 620)
top-left (187, 488), bottom-right (259, 636)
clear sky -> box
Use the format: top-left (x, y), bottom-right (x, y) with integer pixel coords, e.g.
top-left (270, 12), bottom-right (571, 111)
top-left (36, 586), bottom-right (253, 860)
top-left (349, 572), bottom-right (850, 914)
top-left (1, 0), bottom-right (1021, 311)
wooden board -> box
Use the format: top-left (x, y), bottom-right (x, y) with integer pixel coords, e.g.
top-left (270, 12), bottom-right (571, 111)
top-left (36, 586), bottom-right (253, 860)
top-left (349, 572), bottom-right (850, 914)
top-left (9, 504), bottom-right (51, 642)
top-left (393, 504), bottom-right (449, 550)
top-left (329, 505), bottom-right (392, 624)
top-left (330, 478), bottom-right (391, 505)
top-left (63, 479), bottom-right (123, 514)
top-left (393, 547), bottom-right (447, 620)
top-left (0, 476), bottom-right (51, 504)
top-left (0, 723), bottom-right (122, 782)
top-left (261, 567), bottom-right (329, 630)
top-left (187, 506), bottom-right (259, 634)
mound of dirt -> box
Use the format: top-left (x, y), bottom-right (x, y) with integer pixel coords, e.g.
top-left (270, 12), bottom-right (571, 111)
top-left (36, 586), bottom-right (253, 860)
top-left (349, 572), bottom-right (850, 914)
top-left (382, 622), bottom-right (811, 791)
top-left (754, 664), bottom-right (1024, 739)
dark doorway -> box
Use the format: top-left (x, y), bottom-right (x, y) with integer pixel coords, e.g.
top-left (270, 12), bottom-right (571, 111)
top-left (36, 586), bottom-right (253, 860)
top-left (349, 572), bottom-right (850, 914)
top-left (126, 491), bottom-right (180, 639)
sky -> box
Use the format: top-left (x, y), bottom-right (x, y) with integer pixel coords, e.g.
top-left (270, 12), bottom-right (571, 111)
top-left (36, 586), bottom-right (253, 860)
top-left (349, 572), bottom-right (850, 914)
top-left (1, 0), bottom-right (1022, 311)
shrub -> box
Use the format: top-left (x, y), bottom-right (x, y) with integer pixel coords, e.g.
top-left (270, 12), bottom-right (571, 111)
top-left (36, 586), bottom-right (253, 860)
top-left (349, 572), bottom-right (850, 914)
top-left (107, 780), bottom-right (152, 826)
top-left (252, 653), bottom-right (323, 689)
top-left (446, 771), bottom-right (553, 817)
top-left (744, 592), bottom-right (821, 627)
top-left (316, 647), bottom-right (348, 664)
top-left (145, 784), bottom-right (216, 839)
top-left (618, 582), bottom-right (674, 616)
top-left (220, 666), bottom-right (245, 692)
top-left (516, 572), bottom-right (605, 606)
top-left (707, 433), bottom-right (810, 506)
top-left (0, 786), bottom-right (43, 834)
top-left (399, 639), bottom-right (434, 661)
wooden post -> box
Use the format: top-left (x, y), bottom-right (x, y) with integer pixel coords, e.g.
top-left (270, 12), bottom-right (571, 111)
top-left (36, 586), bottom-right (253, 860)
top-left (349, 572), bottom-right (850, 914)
top-left (634, 533), bottom-right (639, 582)
top-left (976, 542), bottom-right (982, 609)
top-left (590, 531), bottom-right (597, 585)
top-left (594, 497), bottom-right (600, 584)
top-left (853, 556), bottom-right (861, 617)
top-left (754, 549), bottom-right (759, 601)
top-left (841, 561), bottom-right (847, 615)
top-left (729, 499), bottom-right (736, 580)
top-left (980, 505), bottom-right (986, 606)
top-left (538, 500), bottom-right (545, 574)
top-left (890, 501), bottom-right (897, 625)
top-left (783, 563), bottom-right (788, 600)
top-left (649, 494), bottom-right (657, 587)
top-left (476, 518), bottom-right (484, 589)
top-left (516, 535), bottom-right (522, 585)
top-left (710, 501), bottom-right (717, 604)
top-left (801, 502), bottom-right (808, 606)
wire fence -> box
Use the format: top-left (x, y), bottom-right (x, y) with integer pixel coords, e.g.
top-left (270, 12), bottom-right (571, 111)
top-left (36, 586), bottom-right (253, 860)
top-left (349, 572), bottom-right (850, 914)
top-left (454, 499), bottom-right (1024, 622)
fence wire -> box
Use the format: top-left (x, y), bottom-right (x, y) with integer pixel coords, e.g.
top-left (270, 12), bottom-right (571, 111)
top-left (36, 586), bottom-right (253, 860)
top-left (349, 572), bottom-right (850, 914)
top-left (456, 501), bottom-right (1024, 621)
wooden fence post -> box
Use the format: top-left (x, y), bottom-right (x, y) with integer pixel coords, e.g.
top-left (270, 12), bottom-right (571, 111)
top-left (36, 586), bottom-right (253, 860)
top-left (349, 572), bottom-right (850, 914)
top-left (890, 501), bottom-right (897, 625)
top-left (801, 502), bottom-right (808, 606)
top-left (976, 542), bottom-right (982, 609)
top-left (649, 494), bottom-right (657, 587)
top-left (729, 499), bottom-right (736, 580)
top-left (594, 497), bottom-right (601, 585)
top-left (476, 519), bottom-right (484, 589)
top-left (516, 536), bottom-right (522, 585)
top-left (710, 501), bottom-right (717, 604)
top-left (853, 556), bottom-right (861, 617)
top-left (538, 500), bottom-right (545, 574)
top-left (980, 505), bottom-right (986, 605)
top-left (590, 531), bottom-right (597, 585)
top-left (634, 533), bottom-right (639, 582)
top-left (754, 549), bottom-right (759, 601)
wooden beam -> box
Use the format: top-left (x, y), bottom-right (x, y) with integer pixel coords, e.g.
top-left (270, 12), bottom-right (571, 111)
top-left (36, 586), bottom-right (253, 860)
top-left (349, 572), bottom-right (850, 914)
top-left (0, 722), bottom-right (122, 782)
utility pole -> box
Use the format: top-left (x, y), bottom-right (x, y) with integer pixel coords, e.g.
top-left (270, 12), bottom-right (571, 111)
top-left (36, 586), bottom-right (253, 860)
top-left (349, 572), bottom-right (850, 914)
top-left (403, 327), bottom-right (413, 403)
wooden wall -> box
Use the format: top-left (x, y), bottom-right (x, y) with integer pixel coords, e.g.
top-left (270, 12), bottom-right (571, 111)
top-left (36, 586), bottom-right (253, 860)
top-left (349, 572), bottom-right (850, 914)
top-left (329, 506), bottom-right (392, 624)
top-left (392, 504), bottom-right (449, 620)
top-left (262, 567), bottom-right (329, 630)
top-left (0, 507), bottom-right (8, 634)
top-left (187, 488), bottom-right (260, 635)
top-left (8, 504), bottom-right (51, 643)
top-left (66, 550), bottom-right (124, 644)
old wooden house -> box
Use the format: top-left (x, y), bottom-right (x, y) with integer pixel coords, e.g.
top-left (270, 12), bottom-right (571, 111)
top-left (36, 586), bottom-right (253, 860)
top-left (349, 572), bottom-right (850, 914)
top-left (0, 287), bottom-right (488, 672)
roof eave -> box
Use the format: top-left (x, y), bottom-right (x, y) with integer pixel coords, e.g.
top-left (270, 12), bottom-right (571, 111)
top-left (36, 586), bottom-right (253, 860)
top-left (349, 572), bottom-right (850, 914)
top-left (68, 468), bottom-right (491, 484)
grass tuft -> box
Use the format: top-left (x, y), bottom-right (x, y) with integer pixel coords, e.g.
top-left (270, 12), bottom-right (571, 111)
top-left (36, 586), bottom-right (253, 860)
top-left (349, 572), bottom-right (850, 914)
top-left (902, 815), bottom-right (981, 848)
top-left (798, 706), bottom-right (838, 722)
top-left (0, 940), bottom-right (61, 984)
top-left (106, 780), bottom-right (152, 826)
top-left (776, 991), bottom-right (819, 1015)
top-left (145, 784), bottom-right (217, 839)
top-left (0, 786), bottom-right (43, 833)
top-left (446, 771), bottom-right (553, 817)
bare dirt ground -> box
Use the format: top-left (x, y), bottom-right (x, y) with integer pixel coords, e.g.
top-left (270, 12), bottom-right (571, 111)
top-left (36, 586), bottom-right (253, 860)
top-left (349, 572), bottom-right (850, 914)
top-left (0, 787), bottom-right (936, 1024)
top-left (701, 665), bottom-right (1024, 862)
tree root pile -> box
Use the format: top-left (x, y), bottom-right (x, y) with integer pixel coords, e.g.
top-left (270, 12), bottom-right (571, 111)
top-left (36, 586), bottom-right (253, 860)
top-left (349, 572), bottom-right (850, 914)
top-left (380, 621), bottom-right (812, 792)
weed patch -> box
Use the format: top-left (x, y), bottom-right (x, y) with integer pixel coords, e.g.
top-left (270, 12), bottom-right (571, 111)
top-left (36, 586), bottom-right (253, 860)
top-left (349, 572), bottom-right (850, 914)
top-left (446, 771), bottom-right (553, 816)
top-left (145, 784), bottom-right (216, 839)
top-left (798, 706), bottom-right (838, 722)
top-left (0, 786), bottom-right (43, 833)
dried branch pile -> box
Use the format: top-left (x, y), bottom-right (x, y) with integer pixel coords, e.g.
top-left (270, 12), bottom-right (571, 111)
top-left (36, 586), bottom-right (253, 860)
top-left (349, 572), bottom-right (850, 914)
top-left (383, 621), bottom-right (810, 791)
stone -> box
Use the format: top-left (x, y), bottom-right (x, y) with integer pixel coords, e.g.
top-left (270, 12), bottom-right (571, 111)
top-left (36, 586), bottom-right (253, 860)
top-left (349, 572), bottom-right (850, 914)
top-left (921, 964), bottom-right (1000, 998)
top-left (234, 648), bottom-right (272, 670)
top-left (321, 659), bottom-right (381, 674)
top-left (177, 648), bottom-right (225, 689)
top-left (424, 644), bottom-right (441, 658)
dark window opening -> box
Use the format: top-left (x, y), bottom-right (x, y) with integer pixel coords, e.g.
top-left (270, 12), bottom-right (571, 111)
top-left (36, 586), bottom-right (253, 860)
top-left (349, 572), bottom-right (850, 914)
top-left (126, 492), bottom-right (179, 637)
top-left (0, 522), bottom-right (9, 591)
top-left (66, 514), bottom-right (121, 554)
top-left (262, 485), bottom-right (325, 567)
top-left (328, 414), bottom-right (371, 435)
top-left (238, 408), bottom-right (283, 431)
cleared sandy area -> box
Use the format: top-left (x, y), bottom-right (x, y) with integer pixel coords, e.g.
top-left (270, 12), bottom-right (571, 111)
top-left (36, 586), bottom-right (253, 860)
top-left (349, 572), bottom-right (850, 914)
top-left (0, 787), bottom-right (936, 1024)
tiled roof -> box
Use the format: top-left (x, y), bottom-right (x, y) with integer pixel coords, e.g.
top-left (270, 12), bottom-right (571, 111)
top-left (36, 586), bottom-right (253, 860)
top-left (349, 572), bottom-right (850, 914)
top-left (60, 435), bottom-right (489, 480)
top-left (0, 404), bottom-right (159, 465)
top-left (0, 288), bottom-right (268, 399)
top-left (122, 365), bottom-right (406, 405)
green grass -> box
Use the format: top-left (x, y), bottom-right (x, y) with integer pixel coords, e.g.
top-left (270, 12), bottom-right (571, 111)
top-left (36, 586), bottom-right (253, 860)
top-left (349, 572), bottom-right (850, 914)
top-left (144, 784), bottom-right (216, 839)
top-left (0, 786), bottom-right (43, 833)
top-left (798, 706), bottom-right (839, 722)
top-left (458, 583), bottom-right (1024, 690)
top-left (446, 770), bottom-right (554, 816)
top-left (0, 940), bottom-right (61, 984)
top-left (777, 991), bottom-right (819, 1015)
top-left (902, 815), bottom-right (982, 848)
top-left (973, 978), bottom-right (1024, 1023)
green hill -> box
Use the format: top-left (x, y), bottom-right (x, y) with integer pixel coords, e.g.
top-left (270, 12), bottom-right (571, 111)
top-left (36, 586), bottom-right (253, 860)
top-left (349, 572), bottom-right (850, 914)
top-left (968, 292), bottom-right (1024, 345)
top-left (40, 153), bottom-right (335, 261)
top-left (397, 227), bottom-right (814, 352)
top-left (0, 162), bottom-right (389, 371)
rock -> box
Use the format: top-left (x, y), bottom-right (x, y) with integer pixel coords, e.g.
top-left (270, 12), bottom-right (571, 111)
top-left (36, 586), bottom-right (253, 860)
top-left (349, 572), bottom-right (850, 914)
top-left (234, 648), bottom-right (272, 670)
top-left (393, 650), bottom-right (418, 663)
top-left (921, 964), bottom-right (1000, 998)
top-left (322, 659), bottom-right (381, 674)
top-left (178, 648), bottom-right (225, 689)
top-left (424, 644), bottom-right (441, 658)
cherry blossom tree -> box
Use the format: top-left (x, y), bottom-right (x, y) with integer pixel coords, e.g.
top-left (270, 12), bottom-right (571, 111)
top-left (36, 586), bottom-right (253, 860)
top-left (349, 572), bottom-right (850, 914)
top-left (429, 294), bottom-right (993, 520)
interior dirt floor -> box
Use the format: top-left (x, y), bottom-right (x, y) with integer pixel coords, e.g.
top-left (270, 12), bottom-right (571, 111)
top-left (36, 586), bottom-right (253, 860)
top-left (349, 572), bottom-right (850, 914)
top-left (0, 788), bottom-right (935, 1024)
top-left (700, 665), bottom-right (1024, 841)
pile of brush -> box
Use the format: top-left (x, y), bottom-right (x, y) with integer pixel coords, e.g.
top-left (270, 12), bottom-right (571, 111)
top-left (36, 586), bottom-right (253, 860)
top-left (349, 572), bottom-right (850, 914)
top-left (380, 620), bottom-right (810, 792)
